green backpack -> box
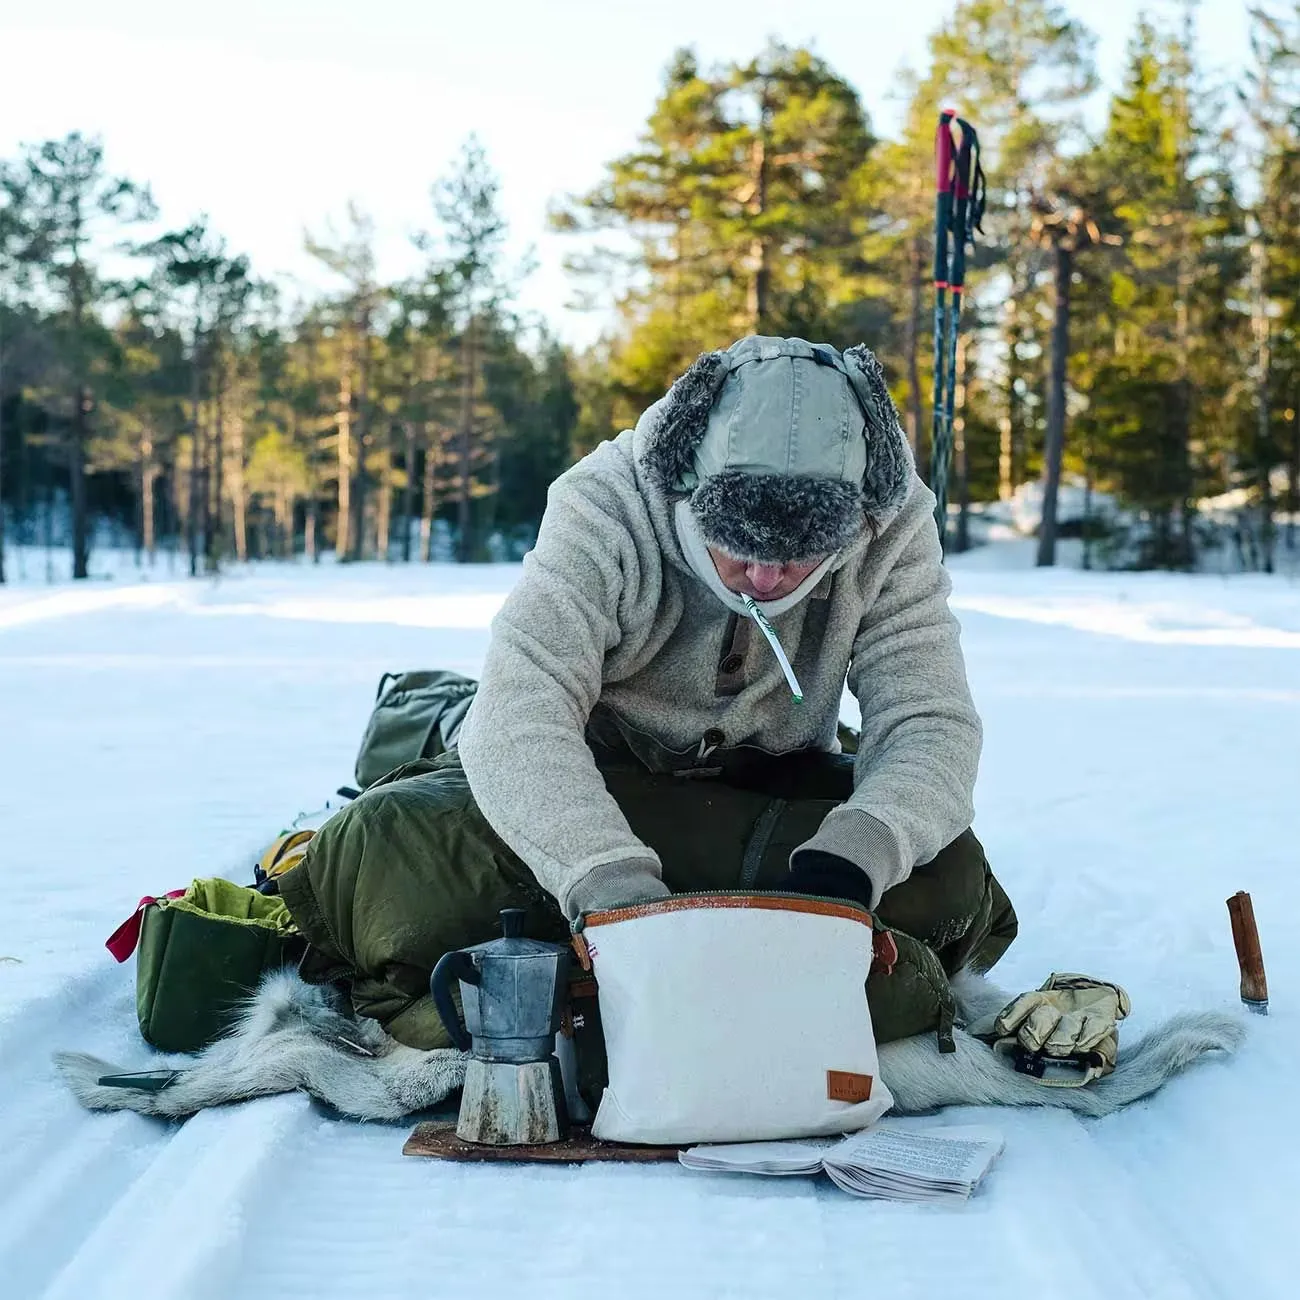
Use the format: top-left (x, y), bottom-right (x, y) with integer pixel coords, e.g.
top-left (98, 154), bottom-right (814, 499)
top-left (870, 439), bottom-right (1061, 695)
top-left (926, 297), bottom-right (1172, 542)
top-left (353, 670), bottom-right (478, 790)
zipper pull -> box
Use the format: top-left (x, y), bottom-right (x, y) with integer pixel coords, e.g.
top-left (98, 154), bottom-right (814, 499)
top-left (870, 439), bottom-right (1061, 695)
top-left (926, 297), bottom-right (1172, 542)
top-left (742, 595), bottom-right (804, 703)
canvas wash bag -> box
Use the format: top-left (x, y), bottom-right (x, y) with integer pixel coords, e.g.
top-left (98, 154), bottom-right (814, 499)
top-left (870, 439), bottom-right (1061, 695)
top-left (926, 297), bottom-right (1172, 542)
top-left (572, 894), bottom-right (893, 1145)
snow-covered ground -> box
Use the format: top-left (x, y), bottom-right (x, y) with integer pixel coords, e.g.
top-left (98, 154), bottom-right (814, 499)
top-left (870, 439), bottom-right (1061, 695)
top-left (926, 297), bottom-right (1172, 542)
top-left (2, 543), bottom-right (1297, 1300)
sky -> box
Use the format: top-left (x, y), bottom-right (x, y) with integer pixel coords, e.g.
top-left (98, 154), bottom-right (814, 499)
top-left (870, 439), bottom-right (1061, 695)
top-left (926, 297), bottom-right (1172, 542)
top-left (0, 0), bottom-right (1260, 347)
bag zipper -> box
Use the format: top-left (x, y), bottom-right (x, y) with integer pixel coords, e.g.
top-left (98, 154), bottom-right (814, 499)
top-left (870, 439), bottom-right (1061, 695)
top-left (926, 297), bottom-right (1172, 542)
top-left (573, 889), bottom-right (873, 933)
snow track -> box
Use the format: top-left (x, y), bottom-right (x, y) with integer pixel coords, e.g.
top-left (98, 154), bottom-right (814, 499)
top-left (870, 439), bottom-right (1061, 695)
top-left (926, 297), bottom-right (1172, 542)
top-left (2, 555), bottom-right (1296, 1298)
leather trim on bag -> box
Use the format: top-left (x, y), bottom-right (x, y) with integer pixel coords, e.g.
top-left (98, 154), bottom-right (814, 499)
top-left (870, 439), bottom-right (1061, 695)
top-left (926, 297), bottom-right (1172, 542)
top-left (581, 893), bottom-right (872, 928)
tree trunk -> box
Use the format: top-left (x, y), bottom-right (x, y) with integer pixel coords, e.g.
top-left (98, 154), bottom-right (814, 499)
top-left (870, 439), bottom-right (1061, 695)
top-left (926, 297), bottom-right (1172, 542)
top-left (904, 235), bottom-right (925, 461)
top-left (70, 389), bottom-right (90, 580)
top-left (1251, 238), bottom-right (1275, 574)
top-left (456, 318), bottom-right (477, 563)
top-left (1082, 460), bottom-right (1094, 571)
top-left (1036, 242), bottom-right (1072, 568)
top-left (1288, 384), bottom-right (1298, 553)
top-left (402, 421), bottom-right (416, 562)
top-left (0, 325), bottom-right (6, 586)
top-left (999, 295), bottom-right (1018, 502)
top-left (275, 489), bottom-right (290, 558)
top-left (188, 326), bottom-right (203, 578)
top-left (140, 433), bottom-right (157, 561)
top-left (44, 444), bottom-right (54, 583)
top-left (68, 236), bottom-right (91, 580)
top-left (348, 322), bottom-right (371, 562)
top-left (207, 372), bottom-right (224, 573)
top-left (336, 362), bottom-right (353, 562)
top-left (306, 500), bottom-right (318, 563)
top-left (376, 421), bottom-right (393, 562)
top-left (230, 406), bottom-right (248, 563)
top-left (1173, 230), bottom-right (1194, 568)
top-left (421, 423), bottom-right (437, 563)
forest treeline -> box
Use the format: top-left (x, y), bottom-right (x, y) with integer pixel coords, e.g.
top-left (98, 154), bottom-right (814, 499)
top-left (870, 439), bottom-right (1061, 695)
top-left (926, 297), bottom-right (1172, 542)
top-left (0, 0), bottom-right (1297, 579)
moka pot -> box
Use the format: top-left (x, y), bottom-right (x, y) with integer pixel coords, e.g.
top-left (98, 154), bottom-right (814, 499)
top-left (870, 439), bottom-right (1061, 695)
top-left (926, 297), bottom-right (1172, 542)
top-left (431, 908), bottom-right (571, 1145)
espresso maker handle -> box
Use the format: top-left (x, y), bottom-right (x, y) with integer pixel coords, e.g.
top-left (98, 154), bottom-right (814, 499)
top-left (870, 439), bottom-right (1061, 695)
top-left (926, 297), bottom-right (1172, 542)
top-left (430, 950), bottom-right (479, 1052)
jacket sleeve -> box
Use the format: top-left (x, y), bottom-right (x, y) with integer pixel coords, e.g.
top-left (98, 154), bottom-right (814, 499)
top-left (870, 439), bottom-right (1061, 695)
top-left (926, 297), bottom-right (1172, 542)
top-left (792, 493), bottom-right (982, 907)
top-left (457, 473), bottom-right (669, 922)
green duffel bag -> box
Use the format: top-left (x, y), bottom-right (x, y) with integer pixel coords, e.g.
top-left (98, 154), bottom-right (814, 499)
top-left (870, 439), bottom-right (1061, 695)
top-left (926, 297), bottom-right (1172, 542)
top-left (107, 878), bottom-right (304, 1053)
top-left (353, 670), bottom-right (478, 790)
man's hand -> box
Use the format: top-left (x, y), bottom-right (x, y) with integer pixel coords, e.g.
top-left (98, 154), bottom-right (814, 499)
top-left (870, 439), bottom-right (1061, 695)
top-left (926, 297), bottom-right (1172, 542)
top-left (568, 863), bottom-right (671, 919)
top-left (774, 851), bottom-right (873, 909)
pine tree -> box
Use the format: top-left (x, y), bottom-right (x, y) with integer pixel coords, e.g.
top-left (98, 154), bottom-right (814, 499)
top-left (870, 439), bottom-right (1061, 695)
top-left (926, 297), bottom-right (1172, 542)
top-left (1076, 10), bottom-right (1248, 568)
top-left (555, 43), bottom-right (877, 431)
top-left (10, 134), bottom-right (155, 578)
top-left (1244, 4), bottom-right (1300, 559)
top-left (423, 138), bottom-right (514, 562)
top-left (306, 205), bottom-right (384, 562)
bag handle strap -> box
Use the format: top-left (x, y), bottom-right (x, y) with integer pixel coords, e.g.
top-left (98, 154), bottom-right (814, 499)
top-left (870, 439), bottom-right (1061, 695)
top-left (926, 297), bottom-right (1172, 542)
top-left (105, 890), bottom-right (186, 963)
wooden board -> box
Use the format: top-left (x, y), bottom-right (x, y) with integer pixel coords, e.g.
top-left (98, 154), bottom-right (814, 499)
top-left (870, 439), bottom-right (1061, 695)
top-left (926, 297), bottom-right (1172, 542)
top-left (403, 1121), bottom-right (680, 1163)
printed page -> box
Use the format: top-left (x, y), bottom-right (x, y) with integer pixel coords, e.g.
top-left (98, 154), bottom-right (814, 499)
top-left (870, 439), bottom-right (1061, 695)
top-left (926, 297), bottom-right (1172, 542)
top-left (678, 1137), bottom-right (836, 1176)
top-left (826, 1125), bottom-right (1004, 1186)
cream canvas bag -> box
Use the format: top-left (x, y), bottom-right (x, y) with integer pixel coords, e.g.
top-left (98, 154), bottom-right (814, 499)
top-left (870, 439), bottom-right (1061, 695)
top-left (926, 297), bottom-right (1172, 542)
top-left (573, 894), bottom-right (893, 1145)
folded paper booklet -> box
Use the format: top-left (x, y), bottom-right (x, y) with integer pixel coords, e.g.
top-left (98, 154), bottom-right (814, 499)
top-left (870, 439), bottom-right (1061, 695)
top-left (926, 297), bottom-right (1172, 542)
top-left (679, 1123), bottom-right (1005, 1202)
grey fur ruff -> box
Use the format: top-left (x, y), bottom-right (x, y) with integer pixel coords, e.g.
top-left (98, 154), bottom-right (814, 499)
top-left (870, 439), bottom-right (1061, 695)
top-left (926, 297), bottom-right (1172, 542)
top-left (639, 342), bottom-right (912, 562)
top-left (692, 472), bottom-right (866, 564)
top-left (55, 967), bottom-right (1244, 1122)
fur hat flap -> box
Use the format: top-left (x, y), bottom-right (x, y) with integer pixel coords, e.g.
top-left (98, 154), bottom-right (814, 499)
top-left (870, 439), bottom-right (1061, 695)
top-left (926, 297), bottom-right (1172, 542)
top-left (638, 349), bottom-right (732, 494)
top-left (843, 344), bottom-right (913, 524)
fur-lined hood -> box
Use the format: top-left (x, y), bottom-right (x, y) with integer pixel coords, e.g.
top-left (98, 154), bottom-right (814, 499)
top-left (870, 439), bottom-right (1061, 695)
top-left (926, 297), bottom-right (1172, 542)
top-left (633, 336), bottom-right (914, 564)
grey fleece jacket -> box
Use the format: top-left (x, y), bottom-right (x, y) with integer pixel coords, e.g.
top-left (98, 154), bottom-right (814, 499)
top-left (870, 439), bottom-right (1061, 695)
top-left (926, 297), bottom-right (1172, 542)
top-left (457, 415), bottom-right (982, 922)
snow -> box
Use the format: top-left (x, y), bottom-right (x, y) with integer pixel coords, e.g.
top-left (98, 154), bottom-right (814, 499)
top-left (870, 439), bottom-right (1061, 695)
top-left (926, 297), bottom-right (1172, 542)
top-left (3, 542), bottom-right (1298, 1299)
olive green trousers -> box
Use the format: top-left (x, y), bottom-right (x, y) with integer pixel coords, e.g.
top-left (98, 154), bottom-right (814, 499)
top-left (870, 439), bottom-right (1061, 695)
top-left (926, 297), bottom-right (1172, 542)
top-left (281, 745), bottom-right (1017, 1051)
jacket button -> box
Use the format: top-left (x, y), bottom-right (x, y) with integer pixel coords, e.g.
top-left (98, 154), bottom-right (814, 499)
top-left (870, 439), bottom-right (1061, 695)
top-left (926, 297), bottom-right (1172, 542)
top-left (703, 728), bottom-right (726, 748)
top-left (719, 653), bottom-right (744, 674)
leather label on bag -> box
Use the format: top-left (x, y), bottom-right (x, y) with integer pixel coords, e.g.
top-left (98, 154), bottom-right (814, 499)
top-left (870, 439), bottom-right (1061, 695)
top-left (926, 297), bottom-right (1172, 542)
top-left (827, 1070), bottom-right (874, 1103)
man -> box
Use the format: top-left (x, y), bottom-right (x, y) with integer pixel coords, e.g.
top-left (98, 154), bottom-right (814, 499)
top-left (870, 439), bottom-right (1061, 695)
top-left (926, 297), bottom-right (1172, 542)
top-left (280, 336), bottom-right (1017, 1050)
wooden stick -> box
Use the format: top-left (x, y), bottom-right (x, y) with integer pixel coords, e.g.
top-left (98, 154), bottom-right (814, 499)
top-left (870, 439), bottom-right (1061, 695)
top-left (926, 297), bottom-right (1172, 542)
top-left (1227, 891), bottom-right (1269, 1014)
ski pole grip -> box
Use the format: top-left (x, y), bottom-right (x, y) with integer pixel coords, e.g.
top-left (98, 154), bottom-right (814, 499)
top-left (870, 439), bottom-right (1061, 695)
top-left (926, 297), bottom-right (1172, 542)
top-left (935, 110), bottom-right (956, 192)
top-left (954, 119), bottom-right (974, 200)
top-left (1226, 890), bottom-right (1268, 1013)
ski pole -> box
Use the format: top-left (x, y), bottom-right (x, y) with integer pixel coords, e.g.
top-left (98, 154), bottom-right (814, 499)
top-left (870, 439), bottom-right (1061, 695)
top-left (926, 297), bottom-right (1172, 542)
top-left (930, 108), bottom-right (957, 548)
top-left (933, 116), bottom-right (985, 549)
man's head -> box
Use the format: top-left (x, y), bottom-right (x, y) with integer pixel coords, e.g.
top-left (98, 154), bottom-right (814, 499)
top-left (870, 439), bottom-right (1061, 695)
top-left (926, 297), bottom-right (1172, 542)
top-left (637, 336), bottom-right (912, 572)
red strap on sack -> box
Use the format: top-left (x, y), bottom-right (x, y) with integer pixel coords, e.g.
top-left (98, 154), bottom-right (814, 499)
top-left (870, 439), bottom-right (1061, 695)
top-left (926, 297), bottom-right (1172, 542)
top-left (872, 928), bottom-right (899, 977)
top-left (105, 890), bottom-right (186, 963)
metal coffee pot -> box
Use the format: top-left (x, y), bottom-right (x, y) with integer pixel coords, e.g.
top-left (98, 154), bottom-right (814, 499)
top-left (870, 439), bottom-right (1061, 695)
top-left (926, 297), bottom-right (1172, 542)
top-left (431, 908), bottom-right (572, 1145)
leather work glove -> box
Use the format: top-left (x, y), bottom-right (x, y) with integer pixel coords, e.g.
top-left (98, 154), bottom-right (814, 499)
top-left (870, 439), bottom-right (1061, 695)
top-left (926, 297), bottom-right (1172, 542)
top-left (774, 852), bottom-right (873, 910)
top-left (986, 973), bottom-right (1132, 1087)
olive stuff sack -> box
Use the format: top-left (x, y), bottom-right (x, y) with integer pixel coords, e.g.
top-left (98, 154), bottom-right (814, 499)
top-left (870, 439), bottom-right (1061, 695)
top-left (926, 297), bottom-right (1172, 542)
top-left (105, 878), bottom-right (304, 1053)
top-left (354, 671), bottom-right (478, 790)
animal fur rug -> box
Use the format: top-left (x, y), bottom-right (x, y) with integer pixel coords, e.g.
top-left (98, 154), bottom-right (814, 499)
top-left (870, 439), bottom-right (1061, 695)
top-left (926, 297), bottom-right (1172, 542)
top-left (55, 968), bottom-right (1245, 1122)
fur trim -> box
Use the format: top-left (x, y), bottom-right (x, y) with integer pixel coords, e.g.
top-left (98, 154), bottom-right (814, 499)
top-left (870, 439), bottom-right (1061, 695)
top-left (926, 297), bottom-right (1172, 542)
top-left (691, 471), bottom-right (865, 563)
top-left (843, 344), bottom-right (912, 523)
top-left (53, 969), bottom-right (467, 1121)
top-left (637, 350), bottom-right (730, 493)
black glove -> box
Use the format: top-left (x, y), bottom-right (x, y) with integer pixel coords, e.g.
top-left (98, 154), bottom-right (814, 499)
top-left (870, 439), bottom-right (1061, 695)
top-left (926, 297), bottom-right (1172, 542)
top-left (773, 851), bottom-right (873, 909)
